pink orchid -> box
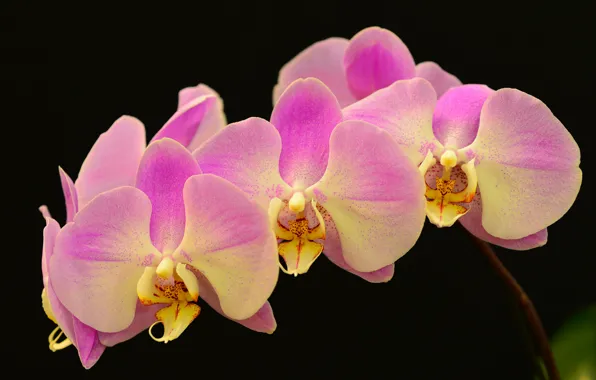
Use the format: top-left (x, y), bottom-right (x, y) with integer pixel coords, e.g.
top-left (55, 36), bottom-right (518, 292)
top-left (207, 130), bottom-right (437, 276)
top-left (50, 136), bottom-right (279, 347)
top-left (342, 78), bottom-right (582, 249)
top-left (194, 78), bottom-right (427, 282)
top-left (273, 26), bottom-right (461, 108)
top-left (41, 88), bottom-right (273, 368)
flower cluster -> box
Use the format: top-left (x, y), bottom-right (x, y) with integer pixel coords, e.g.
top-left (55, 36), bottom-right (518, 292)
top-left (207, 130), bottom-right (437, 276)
top-left (40, 27), bottom-right (582, 368)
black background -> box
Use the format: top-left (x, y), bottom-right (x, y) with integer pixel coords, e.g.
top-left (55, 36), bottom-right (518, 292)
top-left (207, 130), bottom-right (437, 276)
top-left (4, 2), bottom-right (595, 379)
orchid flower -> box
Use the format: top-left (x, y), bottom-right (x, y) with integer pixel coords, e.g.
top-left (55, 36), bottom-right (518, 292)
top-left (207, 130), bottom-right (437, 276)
top-left (49, 136), bottom-right (279, 347)
top-left (273, 26), bottom-right (461, 108)
top-left (41, 88), bottom-right (272, 367)
top-left (194, 78), bottom-right (426, 282)
top-left (342, 78), bottom-right (582, 249)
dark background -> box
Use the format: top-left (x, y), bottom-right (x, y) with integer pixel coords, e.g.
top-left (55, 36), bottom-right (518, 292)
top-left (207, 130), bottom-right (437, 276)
top-left (4, 2), bottom-right (594, 379)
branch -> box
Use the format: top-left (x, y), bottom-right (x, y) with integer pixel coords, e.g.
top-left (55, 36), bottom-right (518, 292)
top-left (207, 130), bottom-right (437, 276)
top-left (465, 231), bottom-right (560, 380)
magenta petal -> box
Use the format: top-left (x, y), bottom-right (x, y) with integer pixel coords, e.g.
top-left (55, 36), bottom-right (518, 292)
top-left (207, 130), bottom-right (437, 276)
top-left (59, 167), bottom-right (78, 223)
top-left (344, 27), bottom-right (416, 100)
top-left (178, 83), bottom-right (220, 109)
top-left (273, 37), bottom-right (357, 108)
top-left (196, 272), bottom-right (276, 333)
top-left (75, 116), bottom-right (146, 209)
top-left (41, 214), bottom-right (106, 369)
top-left (177, 84), bottom-right (227, 151)
top-left (136, 138), bottom-right (201, 252)
top-left (47, 282), bottom-right (106, 369)
top-left (98, 302), bottom-right (164, 347)
top-left (174, 174), bottom-right (279, 320)
top-left (41, 209), bottom-right (60, 285)
top-left (415, 61), bottom-right (462, 99)
top-left (193, 117), bottom-right (291, 210)
top-left (459, 191), bottom-right (548, 250)
top-left (343, 77), bottom-right (438, 165)
top-left (151, 95), bottom-right (217, 149)
top-left (71, 318), bottom-right (106, 369)
top-left (323, 216), bottom-right (394, 283)
top-left (307, 120), bottom-right (426, 272)
top-left (270, 78), bottom-right (343, 188)
top-left (432, 84), bottom-right (494, 149)
top-left (50, 186), bottom-right (160, 332)
top-left (466, 89), bottom-right (582, 239)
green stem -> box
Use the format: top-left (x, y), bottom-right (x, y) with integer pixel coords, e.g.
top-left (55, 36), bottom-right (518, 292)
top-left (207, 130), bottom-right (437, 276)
top-left (466, 232), bottom-right (560, 380)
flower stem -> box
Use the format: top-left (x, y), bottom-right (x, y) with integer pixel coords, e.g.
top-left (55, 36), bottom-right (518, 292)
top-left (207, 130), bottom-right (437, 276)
top-left (466, 232), bottom-right (560, 380)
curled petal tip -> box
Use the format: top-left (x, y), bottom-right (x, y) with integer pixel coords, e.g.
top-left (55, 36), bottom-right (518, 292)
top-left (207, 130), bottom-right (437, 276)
top-left (115, 114), bottom-right (141, 122)
top-left (149, 302), bottom-right (201, 343)
top-left (377, 272), bottom-right (394, 283)
top-left (39, 205), bottom-right (51, 220)
top-left (264, 320), bottom-right (277, 334)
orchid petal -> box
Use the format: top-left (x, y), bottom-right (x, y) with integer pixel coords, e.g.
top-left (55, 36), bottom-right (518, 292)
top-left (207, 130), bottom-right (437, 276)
top-left (136, 138), bottom-right (201, 252)
top-left (177, 84), bottom-right (227, 151)
top-left (321, 210), bottom-right (394, 282)
top-left (193, 117), bottom-right (291, 210)
top-left (50, 186), bottom-right (161, 332)
top-left (465, 89), bottom-right (582, 239)
top-left (270, 78), bottom-right (343, 188)
top-left (174, 174), bottom-right (278, 320)
top-left (58, 167), bottom-right (78, 223)
top-left (307, 120), bottom-right (426, 272)
top-left (344, 27), bottom-right (416, 100)
top-left (459, 190), bottom-right (548, 250)
top-left (151, 95), bottom-right (217, 149)
top-left (46, 285), bottom-right (105, 369)
top-left (72, 322), bottom-right (105, 369)
top-left (75, 116), bottom-right (146, 208)
top-left (98, 302), bottom-right (164, 347)
top-left (415, 61), bottom-right (462, 99)
top-left (273, 37), bottom-right (357, 108)
top-left (196, 271), bottom-right (277, 334)
top-left (432, 84), bottom-right (494, 149)
top-left (343, 77), bottom-right (439, 165)
top-left (41, 213), bottom-right (105, 368)
top-left (40, 207), bottom-right (59, 285)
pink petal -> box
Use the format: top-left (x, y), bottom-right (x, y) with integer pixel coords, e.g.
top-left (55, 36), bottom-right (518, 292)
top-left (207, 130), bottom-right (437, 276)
top-left (343, 77), bottom-right (439, 165)
top-left (459, 190), bottom-right (548, 250)
top-left (465, 89), bottom-right (582, 239)
top-left (46, 283), bottom-right (106, 369)
top-left (136, 138), bottom-right (201, 252)
top-left (173, 174), bottom-right (279, 320)
top-left (178, 83), bottom-right (220, 109)
top-left (196, 271), bottom-right (276, 333)
top-left (41, 213), bottom-right (106, 369)
top-left (273, 37), bottom-right (357, 108)
top-left (58, 167), bottom-right (78, 223)
top-left (322, 214), bottom-right (395, 282)
top-left (344, 27), bottom-right (416, 100)
top-left (75, 116), bottom-right (146, 209)
top-left (270, 78), bottom-right (343, 188)
top-left (306, 120), bottom-right (426, 272)
top-left (50, 186), bottom-right (161, 332)
top-left (150, 95), bottom-right (217, 149)
top-left (177, 84), bottom-right (227, 152)
top-left (40, 207), bottom-right (60, 285)
top-left (98, 302), bottom-right (164, 347)
top-left (432, 84), bottom-right (494, 149)
top-left (70, 317), bottom-right (106, 369)
top-left (415, 61), bottom-right (462, 99)
top-left (193, 117), bottom-right (291, 210)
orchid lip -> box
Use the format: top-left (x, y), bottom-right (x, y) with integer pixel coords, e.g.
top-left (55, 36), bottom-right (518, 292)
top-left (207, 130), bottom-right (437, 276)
top-left (136, 258), bottom-right (201, 343)
top-left (271, 198), bottom-right (326, 276)
top-left (419, 149), bottom-right (478, 228)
